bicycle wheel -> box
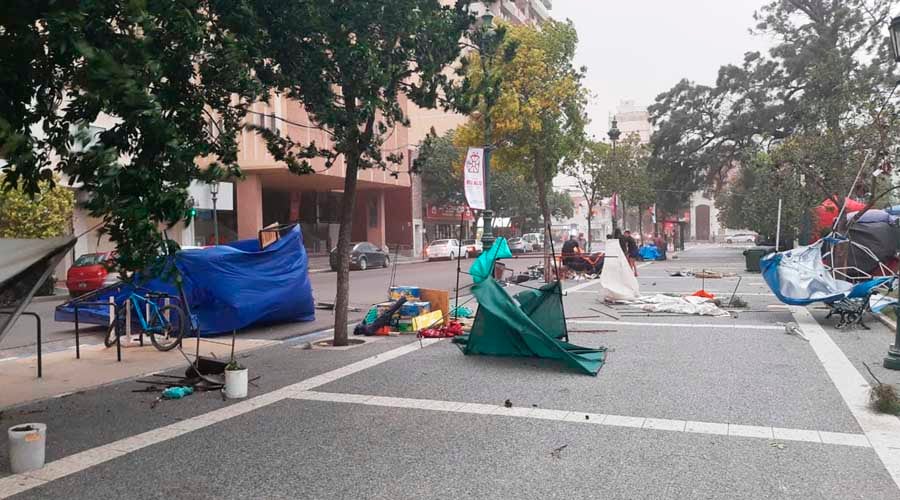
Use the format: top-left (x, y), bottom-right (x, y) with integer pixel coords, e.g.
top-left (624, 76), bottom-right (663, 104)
top-left (147, 304), bottom-right (186, 351)
top-left (104, 306), bottom-right (125, 348)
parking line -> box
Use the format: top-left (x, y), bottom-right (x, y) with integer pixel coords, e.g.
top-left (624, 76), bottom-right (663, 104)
top-left (286, 390), bottom-right (870, 448)
top-left (568, 320), bottom-right (784, 331)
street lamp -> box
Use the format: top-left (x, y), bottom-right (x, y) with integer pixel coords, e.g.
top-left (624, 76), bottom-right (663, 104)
top-left (477, 12), bottom-right (497, 251)
top-left (885, 16), bottom-right (900, 370)
top-left (209, 180), bottom-right (220, 246)
top-left (890, 16), bottom-right (900, 62)
top-left (608, 118), bottom-right (621, 230)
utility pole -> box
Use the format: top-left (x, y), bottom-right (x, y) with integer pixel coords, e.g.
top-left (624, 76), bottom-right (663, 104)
top-left (478, 13), bottom-right (497, 251)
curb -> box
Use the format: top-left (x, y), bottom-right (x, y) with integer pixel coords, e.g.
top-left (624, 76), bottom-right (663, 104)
top-left (876, 311), bottom-right (897, 331)
top-left (30, 294), bottom-right (69, 304)
top-left (308, 258), bottom-right (427, 274)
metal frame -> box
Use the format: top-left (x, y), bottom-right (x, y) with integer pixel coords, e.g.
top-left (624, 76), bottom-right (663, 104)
top-left (0, 310), bottom-right (42, 377)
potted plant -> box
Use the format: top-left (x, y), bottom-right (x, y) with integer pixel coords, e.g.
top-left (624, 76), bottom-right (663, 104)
top-left (224, 360), bottom-right (248, 399)
top-left (223, 330), bottom-right (248, 399)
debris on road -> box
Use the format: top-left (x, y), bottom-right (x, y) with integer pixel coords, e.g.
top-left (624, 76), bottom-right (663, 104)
top-left (769, 442), bottom-right (786, 450)
top-left (782, 322), bottom-right (809, 342)
top-left (620, 294), bottom-right (730, 317)
top-left (550, 444), bottom-right (568, 459)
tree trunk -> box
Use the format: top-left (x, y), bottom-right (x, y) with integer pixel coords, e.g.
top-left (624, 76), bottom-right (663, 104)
top-left (637, 204), bottom-right (643, 244)
top-left (333, 152), bottom-right (360, 347)
top-left (586, 213), bottom-right (592, 253)
top-left (534, 166), bottom-right (552, 240)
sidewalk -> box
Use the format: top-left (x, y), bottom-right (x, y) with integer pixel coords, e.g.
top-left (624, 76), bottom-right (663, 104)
top-left (2, 246), bottom-right (900, 498)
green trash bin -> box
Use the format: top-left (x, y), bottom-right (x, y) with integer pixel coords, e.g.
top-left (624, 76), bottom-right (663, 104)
top-left (743, 246), bottom-right (775, 272)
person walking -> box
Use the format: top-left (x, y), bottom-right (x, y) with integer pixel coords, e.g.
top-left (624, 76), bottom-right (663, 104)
top-left (622, 230), bottom-right (639, 276)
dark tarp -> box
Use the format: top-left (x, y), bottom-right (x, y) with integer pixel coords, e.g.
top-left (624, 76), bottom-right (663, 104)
top-left (1, 237), bottom-right (76, 343)
top-left (55, 225), bottom-right (315, 335)
top-left (453, 278), bottom-right (606, 376)
top-left (843, 223), bottom-right (900, 277)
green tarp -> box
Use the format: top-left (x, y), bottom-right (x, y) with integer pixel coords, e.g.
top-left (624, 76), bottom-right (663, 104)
top-left (453, 278), bottom-right (606, 376)
top-left (514, 280), bottom-right (567, 341)
top-left (469, 237), bottom-right (513, 283)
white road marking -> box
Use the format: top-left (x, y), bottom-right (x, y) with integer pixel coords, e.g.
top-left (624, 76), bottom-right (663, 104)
top-left (790, 306), bottom-right (900, 489)
top-left (286, 390), bottom-right (869, 447)
top-left (568, 320), bottom-right (785, 331)
top-left (0, 338), bottom-right (443, 499)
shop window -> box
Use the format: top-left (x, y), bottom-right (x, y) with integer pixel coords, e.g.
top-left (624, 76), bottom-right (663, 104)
top-left (368, 197), bottom-right (378, 228)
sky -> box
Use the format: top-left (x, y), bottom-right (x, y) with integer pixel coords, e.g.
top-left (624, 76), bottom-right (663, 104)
top-left (551, 0), bottom-right (775, 139)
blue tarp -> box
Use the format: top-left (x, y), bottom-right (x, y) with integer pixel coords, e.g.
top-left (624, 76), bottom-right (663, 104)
top-left (638, 244), bottom-right (661, 261)
top-left (760, 241), bottom-right (892, 306)
top-left (55, 225), bottom-right (315, 335)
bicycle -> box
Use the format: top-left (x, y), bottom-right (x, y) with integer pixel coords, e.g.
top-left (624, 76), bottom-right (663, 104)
top-left (105, 292), bottom-right (187, 351)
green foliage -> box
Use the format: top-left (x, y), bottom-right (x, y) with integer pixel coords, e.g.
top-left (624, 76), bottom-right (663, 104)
top-left (648, 0), bottom-right (899, 213)
top-left (716, 153), bottom-right (815, 241)
top-left (457, 20), bottom-right (587, 230)
top-left (0, 0), bottom-right (264, 273)
top-left (415, 130), bottom-right (465, 208)
top-left (0, 175), bottom-right (74, 239)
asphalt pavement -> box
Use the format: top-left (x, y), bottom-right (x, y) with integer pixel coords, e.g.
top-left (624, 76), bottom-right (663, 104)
top-left (3, 244), bottom-right (900, 499)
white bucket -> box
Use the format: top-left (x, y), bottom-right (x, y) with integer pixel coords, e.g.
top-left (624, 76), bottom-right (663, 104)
top-left (8, 423), bottom-right (47, 474)
top-left (224, 368), bottom-right (248, 399)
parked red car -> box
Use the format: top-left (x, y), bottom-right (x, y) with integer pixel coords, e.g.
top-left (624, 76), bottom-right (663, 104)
top-left (66, 252), bottom-right (118, 297)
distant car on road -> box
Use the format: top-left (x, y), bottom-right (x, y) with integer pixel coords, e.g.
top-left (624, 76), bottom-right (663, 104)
top-left (461, 239), bottom-right (483, 258)
top-left (330, 242), bottom-right (390, 271)
top-left (66, 252), bottom-right (118, 297)
top-left (508, 237), bottom-right (528, 254)
top-left (521, 233), bottom-right (544, 251)
top-left (425, 239), bottom-right (461, 261)
top-left (725, 233), bottom-right (758, 244)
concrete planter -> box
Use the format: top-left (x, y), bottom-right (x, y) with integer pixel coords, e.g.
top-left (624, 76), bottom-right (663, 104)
top-left (8, 423), bottom-right (46, 474)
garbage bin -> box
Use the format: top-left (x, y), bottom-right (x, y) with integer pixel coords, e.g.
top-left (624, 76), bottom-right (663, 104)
top-left (743, 246), bottom-right (776, 273)
top-left (8, 423), bottom-right (46, 474)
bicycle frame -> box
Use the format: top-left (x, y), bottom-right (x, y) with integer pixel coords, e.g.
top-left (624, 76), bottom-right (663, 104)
top-left (125, 294), bottom-right (167, 333)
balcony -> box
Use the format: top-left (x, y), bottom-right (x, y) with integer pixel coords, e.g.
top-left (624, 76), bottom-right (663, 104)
top-left (500, 0), bottom-right (527, 24)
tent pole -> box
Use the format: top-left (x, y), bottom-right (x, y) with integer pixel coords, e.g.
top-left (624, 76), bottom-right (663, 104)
top-left (775, 198), bottom-right (783, 251)
top-left (547, 224), bottom-right (569, 342)
top-left (454, 212), bottom-right (465, 320)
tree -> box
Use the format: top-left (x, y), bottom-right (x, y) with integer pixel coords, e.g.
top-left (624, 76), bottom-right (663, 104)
top-left (415, 130), bottom-right (465, 208)
top-left (716, 152), bottom-right (815, 243)
top-left (457, 20), bottom-right (587, 239)
top-left (0, 175), bottom-right (74, 239)
top-left (648, 0), bottom-right (899, 219)
top-left (1, 1), bottom-right (264, 273)
top-left (565, 140), bottom-right (610, 249)
top-left (247, 0), bottom-right (473, 346)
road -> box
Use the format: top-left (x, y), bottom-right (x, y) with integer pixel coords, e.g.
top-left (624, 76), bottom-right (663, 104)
top-left (0, 257), bottom-right (477, 358)
top-left (4, 244), bottom-right (900, 498)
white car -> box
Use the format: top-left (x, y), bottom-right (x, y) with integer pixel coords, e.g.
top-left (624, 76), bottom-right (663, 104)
top-left (461, 239), bottom-right (483, 258)
top-left (521, 233), bottom-right (544, 251)
top-left (725, 233), bottom-right (757, 244)
top-left (425, 239), bottom-right (461, 261)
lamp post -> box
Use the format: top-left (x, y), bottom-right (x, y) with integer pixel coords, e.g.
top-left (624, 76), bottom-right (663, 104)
top-left (608, 118), bottom-right (621, 231)
top-left (884, 16), bottom-right (900, 370)
top-left (209, 180), bottom-right (220, 246)
top-left (478, 12), bottom-right (497, 251)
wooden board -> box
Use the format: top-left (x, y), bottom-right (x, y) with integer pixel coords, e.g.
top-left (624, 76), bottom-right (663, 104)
top-left (419, 288), bottom-right (450, 326)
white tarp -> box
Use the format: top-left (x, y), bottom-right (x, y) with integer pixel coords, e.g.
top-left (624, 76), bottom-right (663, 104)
top-left (625, 294), bottom-right (730, 317)
top-left (599, 239), bottom-right (640, 301)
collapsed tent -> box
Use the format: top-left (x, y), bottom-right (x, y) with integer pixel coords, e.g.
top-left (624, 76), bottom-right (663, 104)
top-left (1, 237), bottom-right (76, 344)
top-left (625, 294), bottom-right (730, 317)
top-left (600, 238), bottom-right (639, 301)
top-left (56, 225), bottom-right (315, 335)
top-left (453, 238), bottom-right (606, 376)
top-left (838, 223), bottom-right (900, 277)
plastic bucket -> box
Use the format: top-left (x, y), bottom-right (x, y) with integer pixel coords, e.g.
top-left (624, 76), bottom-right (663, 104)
top-left (224, 368), bottom-right (248, 399)
top-left (8, 423), bottom-right (46, 474)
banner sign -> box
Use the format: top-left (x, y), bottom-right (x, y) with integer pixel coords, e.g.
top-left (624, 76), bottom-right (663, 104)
top-left (464, 147), bottom-right (486, 210)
